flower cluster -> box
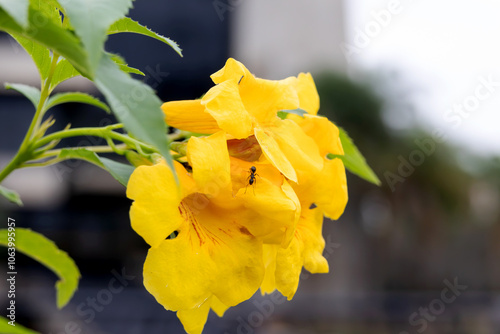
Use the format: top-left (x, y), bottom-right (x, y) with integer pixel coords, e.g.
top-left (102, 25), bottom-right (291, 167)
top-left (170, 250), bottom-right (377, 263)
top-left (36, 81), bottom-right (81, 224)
top-left (126, 58), bottom-right (348, 334)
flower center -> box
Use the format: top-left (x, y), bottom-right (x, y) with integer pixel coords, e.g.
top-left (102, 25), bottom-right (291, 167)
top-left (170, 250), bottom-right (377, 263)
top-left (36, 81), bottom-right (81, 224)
top-left (227, 135), bottom-right (262, 162)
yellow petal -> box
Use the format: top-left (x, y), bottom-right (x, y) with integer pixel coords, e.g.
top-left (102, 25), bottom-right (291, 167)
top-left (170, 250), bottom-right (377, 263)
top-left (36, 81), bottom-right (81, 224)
top-left (254, 126), bottom-right (297, 183)
top-left (201, 79), bottom-right (253, 139)
top-left (265, 120), bottom-right (324, 183)
top-left (127, 162), bottom-right (182, 247)
top-left (295, 158), bottom-right (348, 220)
top-left (295, 73), bottom-right (320, 115)
top-left (162, 100), bottom-right (220, 134)
top-left (297, 114), bottom-right (344, 156)
top-left (240, 179), bottom-right (299, 245)
top-left (240, 76), bottom-right (299, 125)
top-left (274, 237), bottom-right (302, 300)
top-left (301, 208), bottom-right (329, 274)
top-left (210, 296), bottom-right (230, 317)
top-left (176, 295), bottom-right (230, 334)
top-left (174, 160), bottom-right (198, 199)
top-left (210, 58), bottom-right (252, 84)
top-left (316, 158), bottom-right (348, 220)
top-left (260, 244), bottom-right (278, 295)
top-left (280, 179), bottom-right (301, 247)
top-left (187, 131), bottom-right (232, 197)
top-left (143, 194), bottom-right (264, 311)
top-left (177, 301), bottom-right (211, 334)
top-left (272, 207), bottom-right (329, 300)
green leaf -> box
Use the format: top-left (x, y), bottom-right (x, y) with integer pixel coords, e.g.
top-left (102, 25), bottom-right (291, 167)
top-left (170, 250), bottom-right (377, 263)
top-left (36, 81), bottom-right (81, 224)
top-left (10, 34), bottom-right (51, 80)
top-left (50, 58), bottom-right (82, 89)
top-left (59, 0), bottom-right (133, 75)
top-left (277, 108), bottom-right (307, 120)
top-left (108, 52), bottom-right (145, 76)
top-left (328, 128), bottom-right (381, 186)
top-left (5, 83), bottom-right (40, 108)
top-left (0, 185), bottom-right (22, 206)
top-left (0, 316), bottom-right (39, 334)
top-left (7, 0), bottom-right (63, 82)
top-left (46, 92), bottom-right (110, 113)
top-left (0, 228), bottom-right (80, 309)
top-left (58, 149), bottom-right (134, 186)
top-left (108, 17), bottom-right (182, 57)
top-left (0, 0), bottom-right (29, 28)
top-left (94, 54), bottom-right (174, 173)
top-left (0, 7), bottom-right (91, 78)
top-left (99, 157), bottom-right (135, 186)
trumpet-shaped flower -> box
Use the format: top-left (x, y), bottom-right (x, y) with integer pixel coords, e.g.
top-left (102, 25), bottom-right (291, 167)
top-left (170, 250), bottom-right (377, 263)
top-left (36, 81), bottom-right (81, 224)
top-left (131, 58), bottom-right (352, 333)
top-left (127, 131), bottom-right (300, 334)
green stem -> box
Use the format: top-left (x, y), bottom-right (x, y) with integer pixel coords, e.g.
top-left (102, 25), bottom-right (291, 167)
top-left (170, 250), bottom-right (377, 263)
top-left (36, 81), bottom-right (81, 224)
top-left (0, 152), bottom-right (29, 183)
top-left (33, 54), bottom-right (59, 136)
top-left (0, 54), bottom-right (60, 184)
top-left (34, 127), bottom-right (107, 148)
top-left (20, 158), bottom-right (64, 168)
top-left (39, 144), bottom-right (127, 159)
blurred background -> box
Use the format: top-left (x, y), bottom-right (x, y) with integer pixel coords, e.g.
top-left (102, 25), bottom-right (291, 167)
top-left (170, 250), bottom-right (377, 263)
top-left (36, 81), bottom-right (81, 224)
top-left (1, 0), bottom-right (500, 333)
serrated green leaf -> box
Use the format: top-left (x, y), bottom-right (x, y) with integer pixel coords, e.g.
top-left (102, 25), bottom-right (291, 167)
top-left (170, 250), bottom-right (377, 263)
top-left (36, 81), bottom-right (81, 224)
top-left (7, 0), bottom-right (62, 81)
top-left (46, 92), bottom-right (110, 113)
top-left (0, 0), bottom-right (29, 28)
top-left (0, 7), bottom-right (91, 78)
top-left (0, 185), bottom-right (22, 206)
top-left (277, 108), bottom-right (307, 120)
top-left (59, 0), bottom-right (133, 75)
top-left (10, 34), bottom-right (51, 80)
top-left (0, 228), bottom-right (80, 309)
top-left (50, 58), bottom-right (82, 89)
top-left (108, 17), bottom-right (182, 57)
top-left (108, 52), bottom-right (145, 76)
top-left (94, 54), bottom-right (175, 174)
top-left (328, 127), bottom-right (380, 186)
top-left (0, 316), bottom-right (39, 334)
top-left (99, 157), bottom-right (134, 186)
top-left (5, 83), bottom-right (40, 108)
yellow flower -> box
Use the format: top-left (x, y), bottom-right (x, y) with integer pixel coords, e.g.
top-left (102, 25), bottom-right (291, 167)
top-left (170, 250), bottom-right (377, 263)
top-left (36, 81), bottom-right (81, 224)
top-left (162, 58), bottom-right (324, 184)
top-left (131, 58), bottom-right (351, 333)
top-left (127, 131), bottom-right (300, 334)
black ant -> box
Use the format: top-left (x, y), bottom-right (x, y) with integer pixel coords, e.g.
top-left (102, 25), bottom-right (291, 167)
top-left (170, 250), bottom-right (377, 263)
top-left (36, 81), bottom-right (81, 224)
top-left (245, 166), bottom-right (258, 194)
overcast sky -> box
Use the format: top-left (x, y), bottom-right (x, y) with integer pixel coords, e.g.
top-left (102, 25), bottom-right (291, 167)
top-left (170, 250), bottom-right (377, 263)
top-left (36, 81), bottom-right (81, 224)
top-left (344, 0), bottom-right (500, 156)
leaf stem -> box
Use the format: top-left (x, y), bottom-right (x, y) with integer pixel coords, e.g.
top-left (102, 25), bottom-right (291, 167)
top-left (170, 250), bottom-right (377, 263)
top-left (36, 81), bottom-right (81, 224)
top-left (0, 54), bottom-right (60, 184)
